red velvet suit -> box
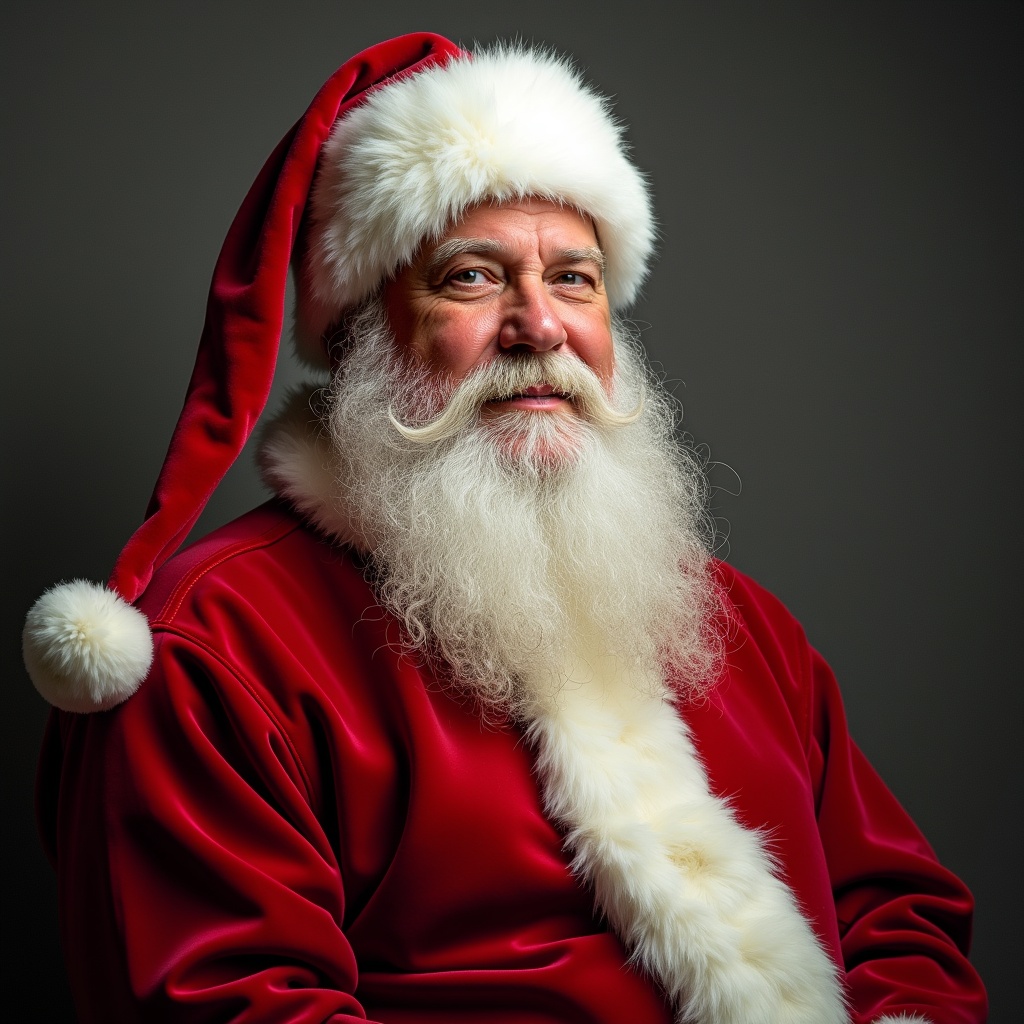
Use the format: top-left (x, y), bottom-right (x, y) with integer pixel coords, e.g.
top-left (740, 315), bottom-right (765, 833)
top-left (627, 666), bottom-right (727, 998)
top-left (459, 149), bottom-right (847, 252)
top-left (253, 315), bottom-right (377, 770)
top-left (38, 500), bottom-right (986, 1022)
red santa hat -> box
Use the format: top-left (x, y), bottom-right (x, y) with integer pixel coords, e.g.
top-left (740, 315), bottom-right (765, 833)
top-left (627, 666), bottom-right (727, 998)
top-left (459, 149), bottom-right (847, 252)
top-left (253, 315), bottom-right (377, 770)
top-left (22, 32), bottom-right (655, 712)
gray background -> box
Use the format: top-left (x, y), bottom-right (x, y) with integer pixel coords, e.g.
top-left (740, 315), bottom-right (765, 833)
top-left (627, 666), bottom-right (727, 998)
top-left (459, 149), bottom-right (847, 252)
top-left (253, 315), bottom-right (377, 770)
top-left (4, 2), bottom-right (1020, 1019)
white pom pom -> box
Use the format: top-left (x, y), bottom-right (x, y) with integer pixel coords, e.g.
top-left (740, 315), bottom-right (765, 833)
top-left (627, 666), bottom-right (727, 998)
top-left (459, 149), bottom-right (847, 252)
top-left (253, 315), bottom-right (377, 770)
top-left (872, 1016), bottom-right (935, 1024)
top-left (23, 580), bottom-right (153, 712)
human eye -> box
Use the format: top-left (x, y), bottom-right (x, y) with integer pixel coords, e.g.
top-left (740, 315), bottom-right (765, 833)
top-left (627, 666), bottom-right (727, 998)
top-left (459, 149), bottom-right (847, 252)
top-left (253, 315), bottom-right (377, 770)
top-left (447, 268), bottom-right (488, 285)
top-left (551, 269), bottom-right (596, 290)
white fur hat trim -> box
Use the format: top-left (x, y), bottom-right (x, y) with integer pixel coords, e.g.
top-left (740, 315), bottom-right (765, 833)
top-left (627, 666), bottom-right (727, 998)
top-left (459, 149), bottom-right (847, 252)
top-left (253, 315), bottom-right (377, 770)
top-left (295, 44), bottom-right (655, 362)
top-left (23, 580), bottom-right (153, 712)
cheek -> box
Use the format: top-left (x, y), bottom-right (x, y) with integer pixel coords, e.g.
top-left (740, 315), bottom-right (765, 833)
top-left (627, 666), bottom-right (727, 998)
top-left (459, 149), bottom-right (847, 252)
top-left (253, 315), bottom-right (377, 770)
top-left (414, 313), bottom-right (499, 380)
top-left (384, 280), bottom-right (493, 381)
top-left (568, 316), bottom-right (616, 381)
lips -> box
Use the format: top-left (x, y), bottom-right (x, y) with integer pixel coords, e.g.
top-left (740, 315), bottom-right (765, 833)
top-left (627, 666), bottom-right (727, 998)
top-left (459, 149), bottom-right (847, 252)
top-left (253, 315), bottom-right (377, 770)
top-left (485, 382), bottom-right (571, 406)
top-left (512, 384), bottom-right (571, 401)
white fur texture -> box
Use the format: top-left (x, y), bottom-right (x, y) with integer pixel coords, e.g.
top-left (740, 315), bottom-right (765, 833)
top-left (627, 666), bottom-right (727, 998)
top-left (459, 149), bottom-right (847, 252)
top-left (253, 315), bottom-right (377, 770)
top-left (873, 1016), bottom-right (934, 1023)
top-left (526, 650), bottom-right (849, 1024)
top-left (296, 44), bottom-right (654, 363)
top-left (23, 580), bottom-right (153, 712)
top-left (256, 385), bottom-right (349, 539)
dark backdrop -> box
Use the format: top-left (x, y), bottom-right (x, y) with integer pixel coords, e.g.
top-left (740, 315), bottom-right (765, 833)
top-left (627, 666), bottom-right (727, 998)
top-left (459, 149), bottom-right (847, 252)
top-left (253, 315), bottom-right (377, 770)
top-left (4, 3), bottom-right (1020, 1019)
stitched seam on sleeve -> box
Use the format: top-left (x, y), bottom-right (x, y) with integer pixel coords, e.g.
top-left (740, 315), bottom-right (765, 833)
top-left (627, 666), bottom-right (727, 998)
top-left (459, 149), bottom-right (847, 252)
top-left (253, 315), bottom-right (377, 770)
top-left (157, 520), bottom-right (301, 623)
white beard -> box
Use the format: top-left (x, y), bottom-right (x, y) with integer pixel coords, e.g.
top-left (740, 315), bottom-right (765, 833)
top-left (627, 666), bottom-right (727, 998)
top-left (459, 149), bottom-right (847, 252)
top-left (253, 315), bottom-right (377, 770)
top-left (298, 303), bottom-right (848, 1024)
top-left (324, 297), bottom-right (723, 718)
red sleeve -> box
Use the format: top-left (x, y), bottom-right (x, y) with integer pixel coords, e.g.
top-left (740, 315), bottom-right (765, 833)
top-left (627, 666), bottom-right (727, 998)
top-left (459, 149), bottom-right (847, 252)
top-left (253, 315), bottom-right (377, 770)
top-left (39, 629), bottom-right (373, 1024)
top-left (806, 645), bottom-right (988, 1023)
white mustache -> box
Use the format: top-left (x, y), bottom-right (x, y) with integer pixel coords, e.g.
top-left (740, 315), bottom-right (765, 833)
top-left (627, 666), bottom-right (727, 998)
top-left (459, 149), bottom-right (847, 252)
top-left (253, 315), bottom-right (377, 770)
top-left (389, 353), bottom-right (643, 444)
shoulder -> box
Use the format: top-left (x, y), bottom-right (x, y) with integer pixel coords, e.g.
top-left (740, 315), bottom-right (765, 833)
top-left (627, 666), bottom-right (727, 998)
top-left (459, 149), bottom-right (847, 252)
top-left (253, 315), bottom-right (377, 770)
top-left (143, 494), bottom-right (382, 657)
top-left (706, 558), bottom-right (825, 741)
top-left (127, 500), bottom-right (385, 718)
top-left (139, 500), bottom-right (354, 624)
top-left (713, 558), bottom-right (813, 662)
top-left (46, 504), bottom-right (387, 807)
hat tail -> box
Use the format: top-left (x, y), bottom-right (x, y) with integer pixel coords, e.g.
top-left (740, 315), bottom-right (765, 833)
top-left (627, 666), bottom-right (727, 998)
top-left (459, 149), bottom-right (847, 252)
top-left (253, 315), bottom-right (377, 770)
top-left (23, 33), bottom-right (465, 711)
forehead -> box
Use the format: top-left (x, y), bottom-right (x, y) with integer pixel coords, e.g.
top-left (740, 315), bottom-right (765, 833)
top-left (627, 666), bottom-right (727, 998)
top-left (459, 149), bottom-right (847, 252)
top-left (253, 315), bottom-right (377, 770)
top-left (427, 197), bottom-right (601, 255)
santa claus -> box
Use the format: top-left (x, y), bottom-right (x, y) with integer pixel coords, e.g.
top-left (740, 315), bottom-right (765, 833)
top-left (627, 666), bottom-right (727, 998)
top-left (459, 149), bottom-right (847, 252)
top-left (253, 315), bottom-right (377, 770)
top-left (23, 33), bottom-right (986, 1024)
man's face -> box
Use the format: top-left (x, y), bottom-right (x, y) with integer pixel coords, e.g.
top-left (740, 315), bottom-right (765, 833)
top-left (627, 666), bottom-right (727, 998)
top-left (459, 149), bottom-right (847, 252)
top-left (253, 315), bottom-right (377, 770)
top-left (383, 197), bottom-right (615, 420)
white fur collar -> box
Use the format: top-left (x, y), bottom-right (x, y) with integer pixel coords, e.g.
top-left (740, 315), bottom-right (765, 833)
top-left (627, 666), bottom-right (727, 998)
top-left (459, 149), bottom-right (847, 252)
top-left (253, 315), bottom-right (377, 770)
top-left (524, 646), bottom-right (847, 1024)
top-left (258, 389), bottom-right (922, 1024)
top-left (257, 383), bottom-right (362, 548)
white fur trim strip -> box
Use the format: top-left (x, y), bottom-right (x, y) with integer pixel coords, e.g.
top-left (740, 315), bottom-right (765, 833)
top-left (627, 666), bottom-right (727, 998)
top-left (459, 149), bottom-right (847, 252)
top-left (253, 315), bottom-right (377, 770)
top-left (296, 44), bottom-right (654, 362)
top-left (525, 655), bottom-right (848, 1023)
top-left (23, 580), bottom-right (153, 712)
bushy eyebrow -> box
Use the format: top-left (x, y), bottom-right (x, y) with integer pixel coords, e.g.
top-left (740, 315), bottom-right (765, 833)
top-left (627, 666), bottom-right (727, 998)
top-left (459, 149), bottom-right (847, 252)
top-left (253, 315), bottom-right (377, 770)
top-left (423, 237), bottom-right (606, 278)
top-left (559, 246), bottom-right (606, 275)
top-left (423, 238), bottom-right (505, 278)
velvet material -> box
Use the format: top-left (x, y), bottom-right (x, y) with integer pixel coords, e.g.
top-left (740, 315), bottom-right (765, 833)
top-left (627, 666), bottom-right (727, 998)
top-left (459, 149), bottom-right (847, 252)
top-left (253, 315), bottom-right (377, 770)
top-left (107, 33), bottom-right (464, 605)
top-left (38, 502), bottom-right (986, 1023)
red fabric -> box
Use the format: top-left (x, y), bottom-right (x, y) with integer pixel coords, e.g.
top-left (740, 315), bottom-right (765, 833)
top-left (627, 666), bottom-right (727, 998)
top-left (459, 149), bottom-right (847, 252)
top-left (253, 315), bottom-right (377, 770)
top-left (39, 502), bottom-right (987, 1023)
top-left (108, 34), bottom-right (465, 604)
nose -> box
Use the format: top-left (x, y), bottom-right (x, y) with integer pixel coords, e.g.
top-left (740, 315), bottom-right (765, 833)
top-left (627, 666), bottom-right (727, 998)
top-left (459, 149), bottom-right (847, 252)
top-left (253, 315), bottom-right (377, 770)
top-left (497, 279), bottom-right (568, 353)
